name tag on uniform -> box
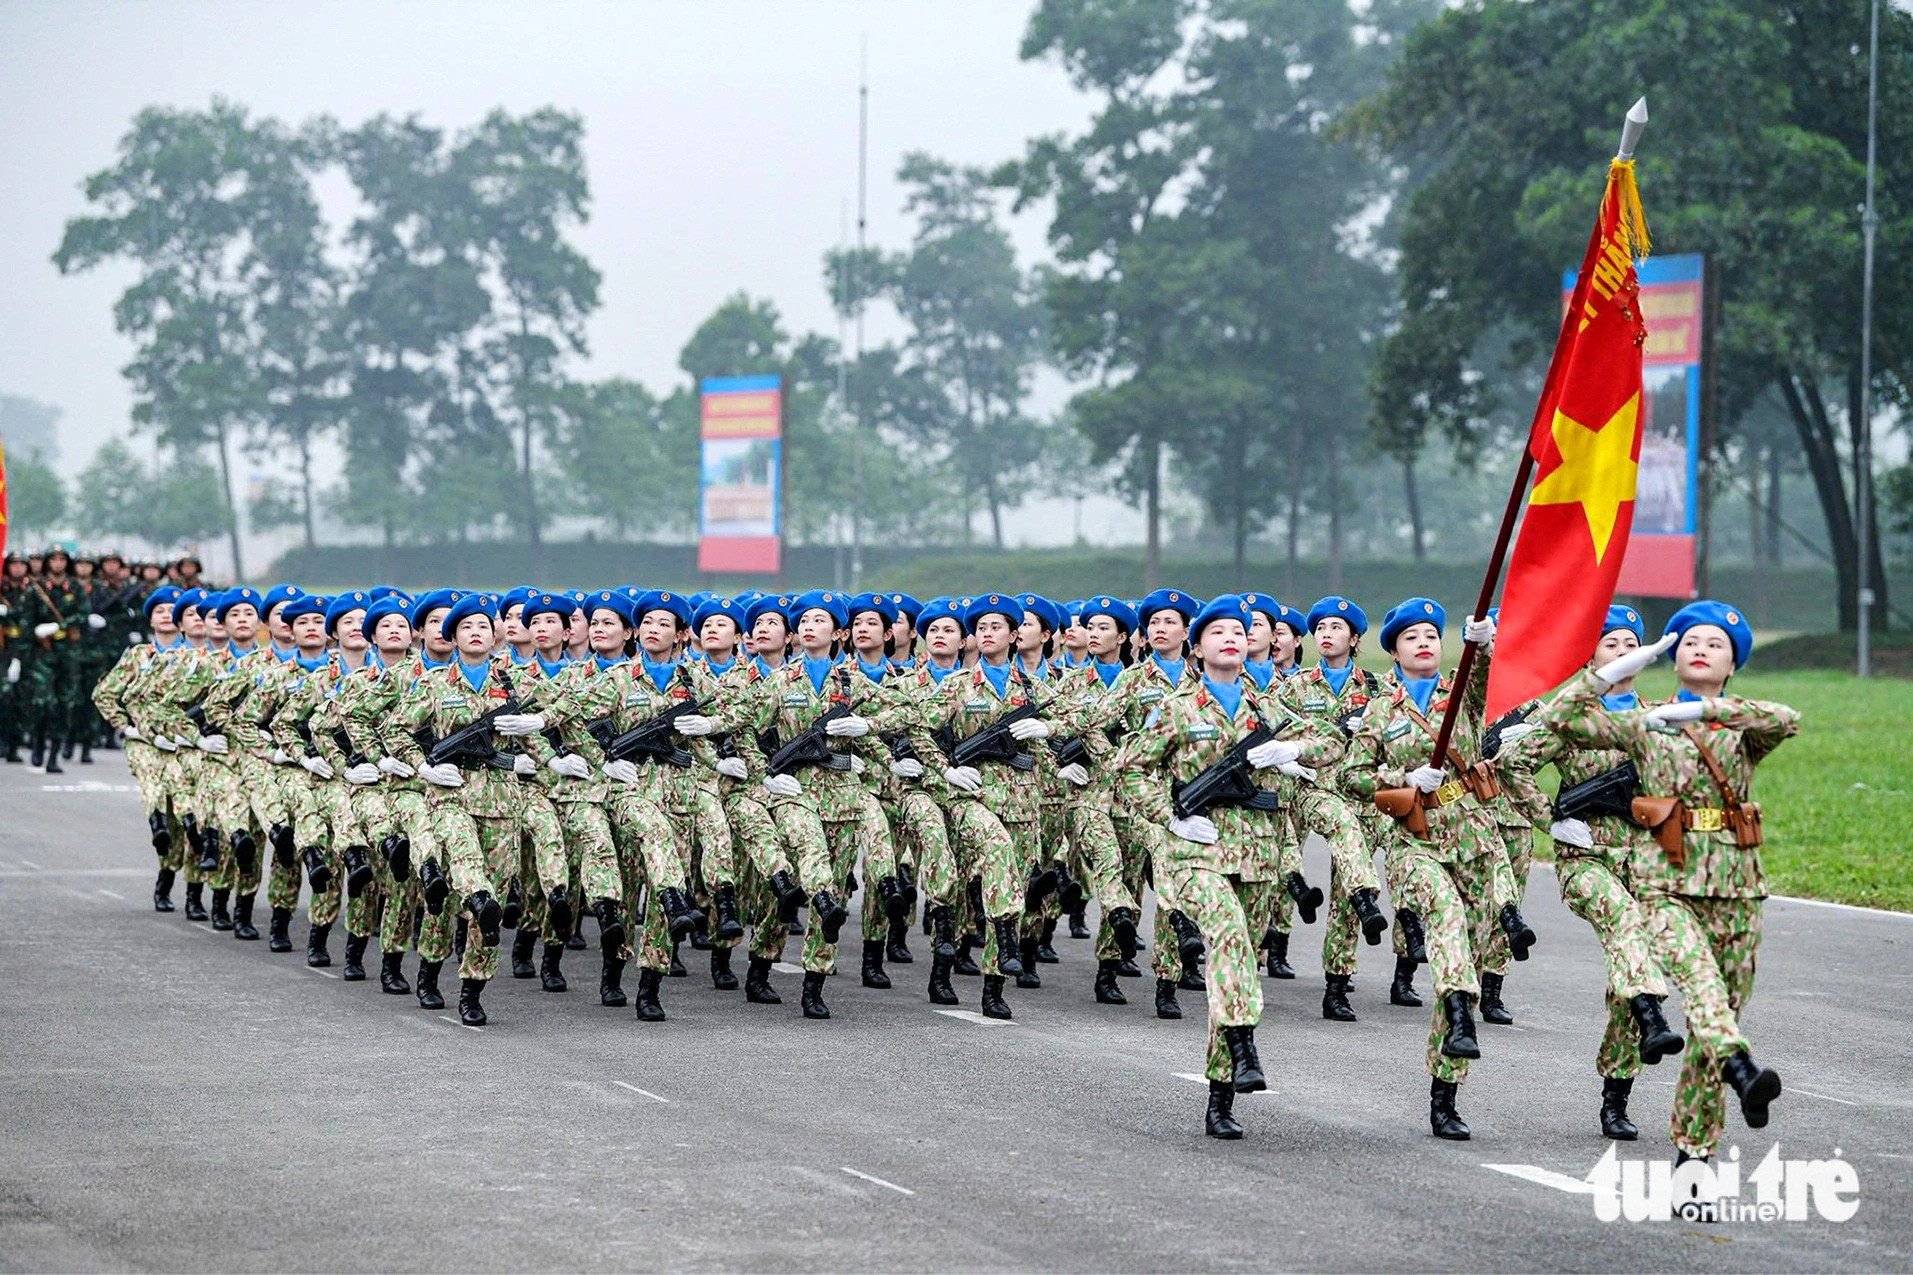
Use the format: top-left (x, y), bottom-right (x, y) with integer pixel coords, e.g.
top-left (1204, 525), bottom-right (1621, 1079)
top-left (1302, 696), bottom-right (1327, 710)
top-left (441, 695), bottom-right (469, 708)
top-left (624, 691), bottom-right (647, 707)
top-left (963, 697), bottom-right (989, 713)
top-left (1138, 689), bottom-right (1164, 704)
top-left (1185, 723), bottom-right (1219, 741)
top-left (783, 691), bottom-right (809, 707)
top-left (1383, 721), bottom-right (1411, 741)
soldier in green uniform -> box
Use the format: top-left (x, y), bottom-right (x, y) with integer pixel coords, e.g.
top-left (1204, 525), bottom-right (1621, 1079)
top-left (2, 553), bottom-right (34, 763)
top-left (17, 546), bottom-right (92, 773)
top-left (91, 585), bottom-right (188, 909)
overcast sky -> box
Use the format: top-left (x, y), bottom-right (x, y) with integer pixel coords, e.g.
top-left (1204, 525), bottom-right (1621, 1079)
top-left (0, 0), bottom-right (1122, 539)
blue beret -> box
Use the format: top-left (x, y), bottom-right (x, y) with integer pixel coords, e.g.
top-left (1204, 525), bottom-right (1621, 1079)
top-left (142, 585), bottom-right (183, 617)
top-left (175, 587), bottom-right (215, 618)
top-left (325, 589), bottom-right (371, 635)
top-left (1380, 597), bottom-right (1446, 652)
top-left (1663, 600), bottom-right (1753, 669)
top-left (1063, 599), bottom-right (1087, 623)
top-left (1138, 588), bottom-right (1201, 625)
top-left (260, 583), bottom-right (305, 616)
top-left (915, 597), bottom-right (961, 630)
top-left (733, 589), bottom-right (766, 608)
top-left (213, 586), bottom-right (262, 624)
top-left (634, 589), bottom-right (692, 627)
top-left (412, 589), bottom-right (465, 624)
top-left (848, 591), bottom-right (899, 626)
top-left (362, 594), bottom-right (414, 636)
top-left (1602, 603), bottom-right (1645, 642)
top-left (789, 589), bottom-right (850, 629)
top-left (692, 594), bottom-right (742, 632)
top-left (889, 593), bottom-right (923, 623)
top-left (1307, 596), bottom-right (1368, 636)
top-left (689, 590), bottom-right (718, 608)
top-left (1191, 593), bottom-right (1255, 642)
top-left (582, 588), bottom-right (635, 626)
top-left (963, 592), bottom-right (1025, 633)
top-left (440, 592), bottom-right (497, 637)
top-left (523, 591), bottom-right (580, 626)
top-left (498, 585), bottom-right (539, 617)
top-left (1079, 594), bottom-right (1139, 633)
top-left (280, 592), bottom-right (328, 623)
top-left (1017, 593), bottom-right (1063, 632)
top-left (366, 585), bottom-right (406, 602)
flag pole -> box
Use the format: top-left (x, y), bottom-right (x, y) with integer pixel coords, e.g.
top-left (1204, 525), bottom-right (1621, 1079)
top-left (1430, 97), bottom-right (1649, 766)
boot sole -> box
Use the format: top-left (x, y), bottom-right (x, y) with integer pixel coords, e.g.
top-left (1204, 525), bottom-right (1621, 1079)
top-left (1739, 1070), bottom-right (1782, 1126)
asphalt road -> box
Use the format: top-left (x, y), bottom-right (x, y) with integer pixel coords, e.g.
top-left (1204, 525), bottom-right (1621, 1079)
top-left (2, 752), bottom-right (1908, 1273)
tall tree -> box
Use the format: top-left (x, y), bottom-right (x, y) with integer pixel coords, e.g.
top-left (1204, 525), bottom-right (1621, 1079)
top-left (552, 377), bottom-right (697, 540)
top-left (75, 439), bottom-right (231, 552)
top-left (5, 446), bottom-right (67, 541)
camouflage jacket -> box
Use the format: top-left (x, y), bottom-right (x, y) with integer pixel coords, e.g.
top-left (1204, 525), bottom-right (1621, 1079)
top-left (514, 655), bottom-right (619, 805)
top-left (334, 653), bottom-right (427, 796)
top-left (535, 656), bottom-right (732, 816)
top-left (387, 659), bottom-right (533, 819)
top-left (1498, 687), bottom-right (1636, 872)
top-left (730, 656), bottom-right (914, 822)
top-left (918, 660), bottom-right (1063, 827)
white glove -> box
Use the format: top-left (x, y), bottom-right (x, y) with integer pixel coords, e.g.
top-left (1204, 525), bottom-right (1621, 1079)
top-left (1058, 761), bottom-right (1090, 786)
top-left (548, 752), bottom-right (591, 780)
top-left (87, 613), bottom-right (107, 630)
top-left (1278, 761), bottom-right (1317, 782)
top-left (943, 765), bottom-right (982, 794)
top-left (5, 658), bottom-right (18, 684)
top-left (1007, 717), bottom-right (1050, 742)
top-left (493, 713), bottom-right (546, 737)
top-left (121, 724), bottom-right (144, 742)
top-left (1463, 613), bottom-right (1496, 648)
top-left (1406, 765), bottom-right (1446, 793)
top-left (33, 622), bottom-right (59, 640)
top-left (154, 733), bottom-right (179, 752)
top-left (270, 748), bottom-right (293, 765)
top-left (1646, 700), bottom-right (1706, 727)
top-left (762, 773), bottom-right (803, 798)
top-left (129, 631), bottom-right (144, 644)
top-left (675, 714), bottom-right (717, 737)
top-left (1495, 722), bottom-right (1540, 750)
top-left (1168, 814), bottom-right (1219, 845)
top-left (890, 757), bottom-right (925, 779)
top-left (300, 755), bottom-right (335, 780)
top-left (824, 714), bottom-right (870, 738)
top-left (512, 753), bottom-right (538, 776)
top-left (420, 762), bottom-right (464, 789)
top-left (715, 756), bottom-right (748, 780)
top-left (1593, 632), bottom-right (1678, 686)
top-left (195, 733), bottom-right (229, 755)
top-left (344, 762), bottom-right (381, 786)
top-left (377, 756), bottom-right (414, 779)
top-left (848, 754), bottom-right (866, 774)
top-left (603, 759), bottom-right (640, 785)
top-left (1246, 738), bottom-right (1301, 770)
top-left (1550, 817), bottom-right (1594, 849)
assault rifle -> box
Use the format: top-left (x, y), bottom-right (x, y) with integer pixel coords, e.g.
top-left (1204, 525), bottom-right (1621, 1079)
top-left (1551, 760), bottom-right (1641, 824)
top-left (931, 664), bottom-right (1044, 772)
top-left (1480, 701), bottom-right (1537, 761)
top-left (585, 692), bottom-right (701, 770)
top-left (764, 666), bottom-right (856, 777)
top-left (412, 669), bottom-right (523, 772)
top-left (1169, 715), bottom-right (1282, 820)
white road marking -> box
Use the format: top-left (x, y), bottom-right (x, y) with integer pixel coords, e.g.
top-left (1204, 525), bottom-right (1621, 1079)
top-left (437, 1015), bottom-right (483, 1033)
top-left (18, 859), bottom-right (43, 870)
top-left (310, 968), bottom-right (339, 979)
top-left (612, 1081), bottom-right (669, 1104)
top-left (96, 889), bottom-right (124, 901)
top-left (1173, 1072), bottom-right (1274, 1094)
top-left (840, 1166), bottom-right (915, 1196)
top-left (38, 783), bottom-right (139, 793)
top-left (771, 962), bottom-right (805, 975)
top-left (932, 1009), bottom-right (1015, 1026)
top-left (1772, 893), bottom-right (1913, 920)
top-left (1483, 1163), bottom-right (1595, 1195)
top-left (1789, 1087), bottom-right (1859, 1106)
top-left (0, 868), bottom-right (147, 878)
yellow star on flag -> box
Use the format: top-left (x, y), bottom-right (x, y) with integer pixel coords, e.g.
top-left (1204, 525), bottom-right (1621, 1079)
top-left (1526, 392), bottom-right (1640, 564)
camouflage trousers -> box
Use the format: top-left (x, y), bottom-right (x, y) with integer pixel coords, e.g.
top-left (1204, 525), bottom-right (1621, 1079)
top-left (1161, 856), bottom-right (1275, 1084)
top-left (1643, 893), bottom-right (1761, 1157)
top-left (868, 789), bottom-right (941, 936)
top-left (1069, 804), bottom-right (1140, 961)
top-left (724, 788), bottom-right (794, 961)
top-left (1026, 800), bottom-right (1069, 941)
top-left (1394, 841), bottom-right (1504, 1084)
top-left (202, 754), bottom-right (296, 900)
top-left (429, 804), bottom-right (525, 982)
top-left (1111, 813), bottom-right (1188, 981)
top-left (1557, 851), bottom-right (1669, 1080)
top-left (1290, 794), bottom-right (1392, 975)
top-left (771, 791), bottom-right (893, 976)
top-left (944, 798), bottom-right (1035, 979)
top-left (280, 768), bottom-right (366, 929)
top-left (514, 790), bottom-right (578, 945)
top-left (1479, 824), bottom-right (1534, 976)
top-left (607, 789), bottom-right (690, 894)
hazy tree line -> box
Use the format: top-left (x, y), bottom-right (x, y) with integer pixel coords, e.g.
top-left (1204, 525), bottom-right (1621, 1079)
top-left (23, 0), bottom-right (1912, 622)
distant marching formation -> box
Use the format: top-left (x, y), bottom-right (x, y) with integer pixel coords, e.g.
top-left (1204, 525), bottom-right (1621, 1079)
top-left (88, 574), bottom-right (1797, 1155)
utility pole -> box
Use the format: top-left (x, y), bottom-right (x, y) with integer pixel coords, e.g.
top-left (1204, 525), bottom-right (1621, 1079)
top-left (850, 36), bottom-right (869, 591)
top-left (1856, 0), bottom-right (1880, 675)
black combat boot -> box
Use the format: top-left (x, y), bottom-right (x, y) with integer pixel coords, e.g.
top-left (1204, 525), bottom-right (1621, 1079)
top-left (454, 916), bottom-right (468, 962)
top-left (153, 867), bottom-right (176, 913)
top-left (43, 739), bottom-right (64, 775)
top-left (953, 939), bottom-right (981, 977)
top-left (767, 870), bottom-right (806, 924)
top-left (415, 960), bottom-right (445, 1010)
top-left (306, 921), bottom-right (332, 968)
top-left (991, 916), bottom-right (1025, 976)
top-left (927, 904), bottom-right (957, 959)
top-left (1397, 907), bottom-right (1427, 963)
top-left (600, 954), bottom-right (628, 1007)
top-left (232, 893), bottom-right (259, 939)
top-left (379, 950), bottom-right (411, 995)
top-left (301, 846), bottom-right (333, 895)
top-left (1440, 991), bottom-right (1481, 1059)
top-left (860, 939), bottom-right (891, 990)
top-left (1107, 906), bottom-right (1140, 960)
top-left (979, 974), bottom-right (1012, 1020)
top-left (79, 739), bottom-right (93, 764)
top-left (208, 887), bottom-right (234, 931)
top-left (1497, 902), bottom-right (1537, 960)
top-left (2, 736), bottom-right (20, 764)
top-left (635, 968), bottom-right (667, 1021)
top-left (1115, 957), bottom-right (1142, 978)
top-left (268, 822), bottom-right (295, 868)
top-left (788, 906), bottom-right (806, 937)
top-left (744, 956), bottom-right (781, 1004)
top-left (1430, 1078), bottom-right (1470, 1140)
top-left (711, 883), bottom-right (744, 943)
top-left (380, 834), bottom-right (411, 882)
top-left (1389, 956), bottom-right (1423, 1007)
top-left (1265, 930), bottom-right (1295, 979)
top-left (1168, 909), bottom-right (1205, 965)
top-left (1035, 916), bottom-right (1060, 964)
top-left (1023, 865), bottom-right (1058, 913)
top-left (567, 906), bottom-right (587, 950)
top-left (29, 735), bottom-right (45, 769)
top-left (710, 945), bottom-right (738, 991)
top-left (501, 880), bottom-right (523, 931)
top-left (1322, 973), bottom-right (1357, 1022)
top-left (1720, 1051), bottom-right (1782, 1128)
top-left (196, 826), bottom-right (221, 874)
top-left (886, 917), bottom-right (913, 965)
top-left (1630, 994), bottom-right (1685, 1064)
top-left (1600, 1076), bottom-right (1638, 1140)
top-left (1067, 908), bottom-right (1090, 940)
top-left (592, 897), bottom-right (627, 952)
top-left (654, 886), bottom-right (695, 943)
top-left (149, 810), bottom-right (172, 853)
top-left (1351, 887), bottom-right (1389, 945)
top-left (1155, 977), bottom-right (1182, 1019)
top-left (927, 953), bottom-right (958, 1005)
top-left (341, 845), bottom-right (373, 898)
top-left (1478, 971), bottom-right (1513, 1024)
top-left (1094, 959), bottom-right (1127, 1004)
top-left (879, 874), bottom-right (910, 931)
top-left (1206, 1080), bottom-right (1243, 1139)
top-left (458, 978), bottom-right (488, 1026)
top-left (342, 932), bottom-right (370, 981)
top-left (668, 942), bottom-right (687, 978)
top-left (510, 927), bottom-right (538, 979)
top-left (688, 906), bottom-right (712, 951)
top-left (183, 882), bottom-right (208, 922)
top-left (541, 943), bottom-right (568, 992)
top-left (808, 889), bottom-right (849, 944)
top-left (230, 828), bottom-right (257, 876)
top-left (1284, 871), bottom-right (1323, 925)
top-left (542, 886), bottom-right (571, 943)
top-left (1177, 957), bottom-right (1205, 993)
top-left (800, 970), bottom-right (830, 1020)
top-left (62, 738), bottom-right (75, 760)
top-left (466, 890), bottom-right (502, 948)
top-left (1015, 936), bottom-right (1043, 989)
top-left (267, 906), bottom-right (293, 952)
top-left (418, 858), bottom-right (449, 917)
top-left (1223, 1025), bottom-right (1267, 1092)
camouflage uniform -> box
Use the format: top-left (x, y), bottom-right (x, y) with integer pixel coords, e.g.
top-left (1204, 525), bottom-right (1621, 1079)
top-left (1103, 656), bottom-right (1205, 981)
top-left (1047, 660), bottom-right (1146, 959)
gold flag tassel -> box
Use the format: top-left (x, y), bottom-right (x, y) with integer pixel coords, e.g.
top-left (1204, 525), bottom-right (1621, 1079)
top-left (1608, 158), bottom-right (1651, 263)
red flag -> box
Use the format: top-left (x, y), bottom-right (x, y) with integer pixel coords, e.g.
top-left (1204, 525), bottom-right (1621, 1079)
top-left (0, 435), bottom-right (9, 559)
top-left (1485, 161), bottom-right (1650, 722)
